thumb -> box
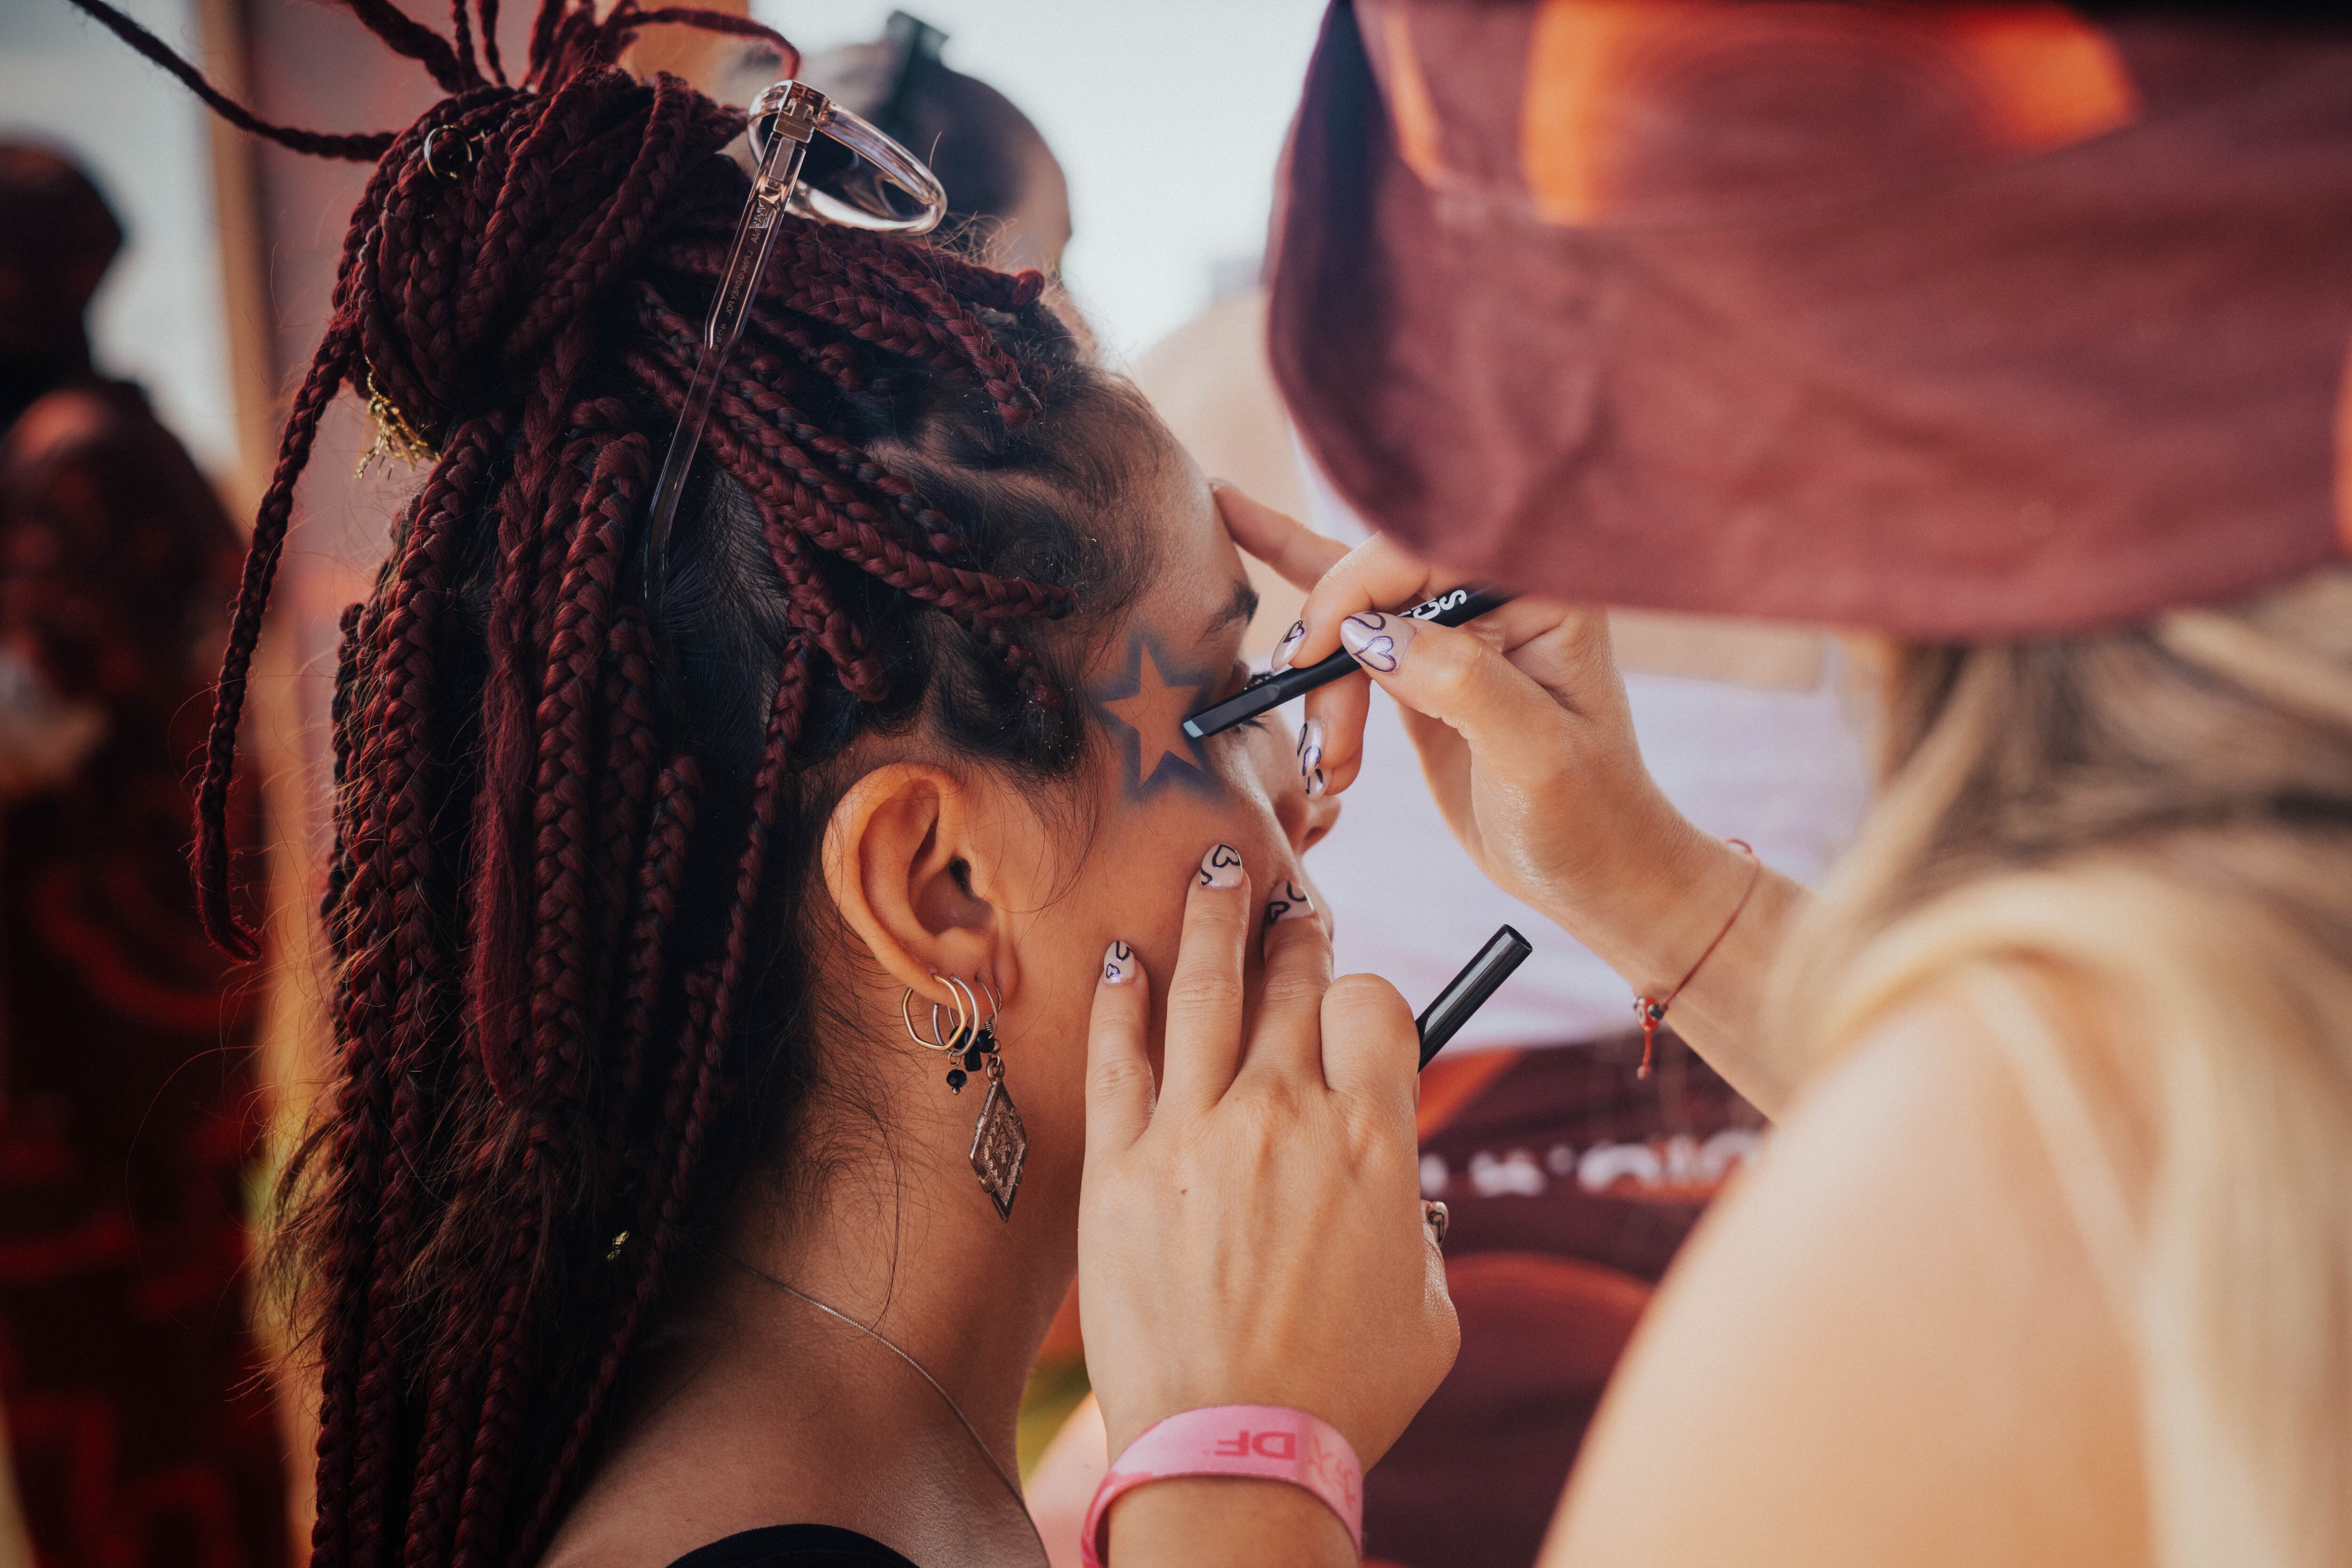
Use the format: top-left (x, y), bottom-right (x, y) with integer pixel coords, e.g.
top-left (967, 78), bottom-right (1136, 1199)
top-left (1336, 610), bottom-right (1575, 791)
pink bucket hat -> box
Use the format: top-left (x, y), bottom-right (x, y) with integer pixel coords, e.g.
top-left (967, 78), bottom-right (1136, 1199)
top-left (1268, 1), bottom-right (2352, 634)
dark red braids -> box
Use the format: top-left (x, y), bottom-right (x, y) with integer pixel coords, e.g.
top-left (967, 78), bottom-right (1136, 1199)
top-left (81, 2), bottom-right (1154, 1565)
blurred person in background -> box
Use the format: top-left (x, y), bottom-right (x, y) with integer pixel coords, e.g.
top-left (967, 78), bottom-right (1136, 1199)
top-left (676, 9), bottom-right (1072, 279)
top-left (797, 11), bottom-right (1072, 278)
top-left (0, 145), bottom-right (282, 1568)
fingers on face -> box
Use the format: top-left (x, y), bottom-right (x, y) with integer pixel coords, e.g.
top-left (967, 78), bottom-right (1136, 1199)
top-left (1213, 484), bottom-right (1347, 593)
top-left (1158, 844), bottom-right (1253, 1114)
top-left (1240, 876), bottom-right (1333, 1083)
top-left (1086, 939), bottom-right (1154, 1158)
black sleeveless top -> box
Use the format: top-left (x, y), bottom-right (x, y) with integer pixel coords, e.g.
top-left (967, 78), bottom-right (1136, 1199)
top-left (666, 1525), bottom-right (918, 1568)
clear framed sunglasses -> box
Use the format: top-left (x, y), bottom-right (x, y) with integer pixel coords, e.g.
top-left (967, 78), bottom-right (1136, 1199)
top-left (643, 81), bottom-right (948, 581)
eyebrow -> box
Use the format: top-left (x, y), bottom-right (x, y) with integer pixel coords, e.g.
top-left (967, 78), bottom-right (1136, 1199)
top-left (1203, 578), bottom-right (1260, 641)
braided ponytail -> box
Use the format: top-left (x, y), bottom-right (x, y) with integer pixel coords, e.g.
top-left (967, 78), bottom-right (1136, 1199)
top-left (81, 2), bottom-right (1155, 1564)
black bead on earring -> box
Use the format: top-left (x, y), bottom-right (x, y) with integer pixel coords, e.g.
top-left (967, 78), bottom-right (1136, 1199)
top-left (901, 975), bottom-right (1025, 1220)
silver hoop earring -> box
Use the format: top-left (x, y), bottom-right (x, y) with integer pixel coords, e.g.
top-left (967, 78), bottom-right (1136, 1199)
top-left (934, 975), bottom-right (985, 1093)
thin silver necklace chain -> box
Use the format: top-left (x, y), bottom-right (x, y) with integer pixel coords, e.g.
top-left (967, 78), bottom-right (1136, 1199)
top-left (722, 1252), bottom-right (1044, 1560)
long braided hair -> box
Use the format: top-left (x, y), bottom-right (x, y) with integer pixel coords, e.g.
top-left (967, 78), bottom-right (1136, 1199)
top-left (73, 2), bottom-right (1156, 1564)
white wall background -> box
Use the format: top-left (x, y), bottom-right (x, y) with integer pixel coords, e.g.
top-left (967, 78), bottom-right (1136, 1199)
top-left (758, 0), bottom-right (1331, 364)
top-left (0, 0), bottom-right (241, 478)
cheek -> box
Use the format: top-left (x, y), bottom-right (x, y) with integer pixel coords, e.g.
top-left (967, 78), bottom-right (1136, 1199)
top-left (1012, 745), bottom-right (1319, 1149)
top-left (1074, 744), bottom-right (1300, 992)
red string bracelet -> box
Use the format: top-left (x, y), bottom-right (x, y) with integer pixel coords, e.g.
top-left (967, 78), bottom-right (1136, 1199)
top-left (1634, 838), bottom-right (1761, 1079)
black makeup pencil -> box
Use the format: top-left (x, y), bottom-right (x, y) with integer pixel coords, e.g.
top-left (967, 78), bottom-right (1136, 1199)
top-left (1182, 586), bottom-right (1518, 740)
top-left (1417, 925), bottom-right (1534, 1069)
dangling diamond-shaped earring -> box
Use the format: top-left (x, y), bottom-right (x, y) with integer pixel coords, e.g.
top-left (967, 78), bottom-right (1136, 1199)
top-left (901, 975), bottom-right (1027, 1222)
top-left (951, 977), bottom-right (1026, 1222)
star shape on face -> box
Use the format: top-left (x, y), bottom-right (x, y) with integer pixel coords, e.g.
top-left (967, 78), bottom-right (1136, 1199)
top-left (1097, 635), bottom-right (1212, 796)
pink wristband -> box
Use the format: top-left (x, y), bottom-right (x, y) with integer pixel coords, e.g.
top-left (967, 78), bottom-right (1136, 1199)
top-left (1080, 1405), bottom-right (1364, 1567)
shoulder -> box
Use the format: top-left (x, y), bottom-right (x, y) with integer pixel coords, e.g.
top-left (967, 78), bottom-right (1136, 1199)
top-left (658, 1525), bottom-right (921, 1568)
top-left (1542, 987), bottom-right (2147, 1567)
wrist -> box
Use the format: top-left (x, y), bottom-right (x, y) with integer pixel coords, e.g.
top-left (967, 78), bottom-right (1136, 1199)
top-left (1084, 1406), bottom-right (1364, 1568)
top-left (1108, 1479), bottom-right (1355, 1568)
top-left (1537, 792), bottom-right (1728, 991)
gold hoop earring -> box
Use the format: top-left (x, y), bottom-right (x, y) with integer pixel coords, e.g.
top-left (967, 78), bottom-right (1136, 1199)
top-left (902, 975), bottom-right (965, 1053)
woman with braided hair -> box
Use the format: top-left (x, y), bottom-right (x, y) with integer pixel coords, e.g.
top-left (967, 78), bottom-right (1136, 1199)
top-left (69, 1), bottom-right (1457, 1566)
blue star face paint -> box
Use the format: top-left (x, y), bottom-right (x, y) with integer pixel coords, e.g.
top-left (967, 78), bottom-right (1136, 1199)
top-left (1090, 629), bottom-right (1224, 802)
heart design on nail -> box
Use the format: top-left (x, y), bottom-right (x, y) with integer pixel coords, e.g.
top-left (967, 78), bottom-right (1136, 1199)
top-left (1104, 939), bottom-right (1133, 981)
top-left (1341, 613), bottom-right (1402, 673)
top-left (1263, 880), bottom-right (1314, 928)
top-left (1270, 622), bottom-right (1308, 671)
top-left (1199, 844), bottom-right (1244, 886)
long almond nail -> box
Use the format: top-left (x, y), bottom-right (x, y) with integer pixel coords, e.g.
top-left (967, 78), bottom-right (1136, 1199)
top-left (1264, 880), bottom-right (1315, 929)
top-left (1102, 940), bottom-right (1138, 985)
top-left (1198, 843), bottom-right (1245, 890)
top-left (1270, 621), bottom-right (1308, 672)
top-left (1339, 611), bottom-right (1412, 674)
top-left (1296, 716), bottom-right (1325, 775)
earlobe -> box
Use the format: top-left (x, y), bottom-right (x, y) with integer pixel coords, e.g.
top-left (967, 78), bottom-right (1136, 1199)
top-left (821, 762), bottom-right (1006, 1008)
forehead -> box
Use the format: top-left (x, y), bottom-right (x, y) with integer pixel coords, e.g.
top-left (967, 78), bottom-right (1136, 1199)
top-left (1079, 436), bottom-right (1256, 802)
top-left (1119, 439), bottom-right (1247, 646)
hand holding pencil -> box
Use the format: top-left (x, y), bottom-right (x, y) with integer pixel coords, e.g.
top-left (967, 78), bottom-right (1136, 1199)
top-left (1216, 483), bottom-right (1797, 1112)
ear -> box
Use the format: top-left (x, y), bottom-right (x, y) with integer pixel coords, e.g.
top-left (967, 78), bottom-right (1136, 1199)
top-left (821, 762), bottom-right (1012, 1013)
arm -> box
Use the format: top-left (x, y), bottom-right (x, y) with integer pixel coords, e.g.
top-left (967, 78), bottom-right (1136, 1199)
top-left (1221, 486), bottom-right (1813, 1113)
top-left (1544, 997), bottom-right (2145, 1567)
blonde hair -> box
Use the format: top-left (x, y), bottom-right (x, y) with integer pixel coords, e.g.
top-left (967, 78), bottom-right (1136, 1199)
top-left (1776, 567), bottom-right (2352, 1568)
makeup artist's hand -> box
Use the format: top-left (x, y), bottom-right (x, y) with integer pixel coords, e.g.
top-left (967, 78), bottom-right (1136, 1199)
top-left (1079, 844), bottom-right (1455, 1564)
top-left (1218, 485), bottom-right (1811, 1114)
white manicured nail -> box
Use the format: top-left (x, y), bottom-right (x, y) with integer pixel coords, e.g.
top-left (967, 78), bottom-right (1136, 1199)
top-left (1197, 843), bottom-right (1244, 890)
